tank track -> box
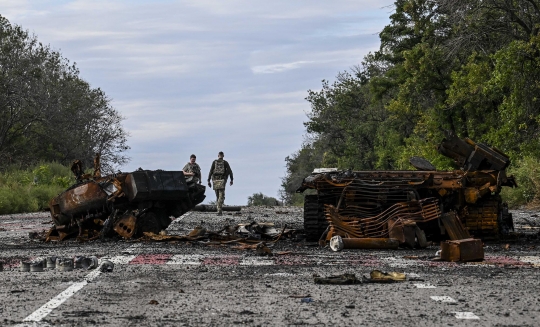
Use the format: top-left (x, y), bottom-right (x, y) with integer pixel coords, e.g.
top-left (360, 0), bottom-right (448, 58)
top-left (304, 194), bottom-right (329, 242)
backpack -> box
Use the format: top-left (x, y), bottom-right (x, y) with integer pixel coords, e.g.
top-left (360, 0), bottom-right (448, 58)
top-left (213, 160), bottom-right (225, 176)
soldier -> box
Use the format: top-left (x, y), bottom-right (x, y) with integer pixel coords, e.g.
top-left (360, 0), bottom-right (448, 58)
top-left (183, 154), bottom-right (202, 184)
top-left (207, 151), bottom-right (233, 215)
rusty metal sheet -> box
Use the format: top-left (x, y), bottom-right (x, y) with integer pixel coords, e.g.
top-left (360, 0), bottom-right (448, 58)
top-left (56, 181), bottom-right (108, 218)
top-left (440, 212), bottom-right (471, 240)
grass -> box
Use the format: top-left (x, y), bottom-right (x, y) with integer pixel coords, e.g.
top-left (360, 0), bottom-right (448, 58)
top-left (0, 162), bottom-right (75, 214)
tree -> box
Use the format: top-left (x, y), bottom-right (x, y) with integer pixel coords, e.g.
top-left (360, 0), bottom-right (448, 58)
top-left (0, 15), bottom-right (129, 172)
top-left (247, 193), bottom-right (280, 206)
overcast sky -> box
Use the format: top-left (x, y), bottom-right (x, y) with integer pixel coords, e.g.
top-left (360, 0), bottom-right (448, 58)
top-left (2, 0), bottom-right (395, 205)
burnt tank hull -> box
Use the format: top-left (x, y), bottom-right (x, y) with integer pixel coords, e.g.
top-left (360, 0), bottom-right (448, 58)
top-left (298, 134), bottom-right (516, 242)
top-left (48, 169), bottom-right (205, 240)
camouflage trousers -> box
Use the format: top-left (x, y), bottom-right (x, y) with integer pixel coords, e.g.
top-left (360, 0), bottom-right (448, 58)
top-left (214, 188), bottom-right (225, 212)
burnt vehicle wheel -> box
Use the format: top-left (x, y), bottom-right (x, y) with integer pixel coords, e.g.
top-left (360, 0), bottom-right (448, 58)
top-left (304, 194), bottom-right (329, 242)
top-left (138, 212), bottom-right (161, 234)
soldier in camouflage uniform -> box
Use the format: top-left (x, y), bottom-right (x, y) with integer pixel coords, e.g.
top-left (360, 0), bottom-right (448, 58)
top-left (207, 151), bottom-right (233, 215)
top-left (183, 154), bottom-right (202, 184)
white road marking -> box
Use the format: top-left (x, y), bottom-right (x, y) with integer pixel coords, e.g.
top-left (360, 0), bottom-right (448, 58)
top-left (414, 283), bottom-right (436, 289)
top-left (264, 272), bottom-right (297, 277)
top-left (382, 257), bottom-right (421, 268)
top-left (21, 256), bottom-right (126, 322)
top-left (454, 312), bottom-right (480, 319)
top-left (240, 258), bottom-right (274, 266)
top-left (166, 254), bottom-right (203, 265)
top-left (122, 243), bottom-right (142, 254)
top-left (430, 296), bottom-right (457, 303)
top-left (519, 256), bottom-right (540, 266)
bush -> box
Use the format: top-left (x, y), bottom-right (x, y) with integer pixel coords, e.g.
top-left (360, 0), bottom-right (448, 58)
top-left (0, 162), bottom-right (74, 214)
top-left (501, 156), bottom-right (540, 208)
top-left (247, 192), bottom-right (281, 206)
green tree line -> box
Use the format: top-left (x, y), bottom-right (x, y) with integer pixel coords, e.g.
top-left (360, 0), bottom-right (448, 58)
top-left (0, 15), bottom-right (129, 173)
top-left (282, 0), bottom-right (540, 207)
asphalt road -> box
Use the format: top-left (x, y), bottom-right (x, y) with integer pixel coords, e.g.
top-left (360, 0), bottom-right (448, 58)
top-left (1, 207), bottom-right (539, 326)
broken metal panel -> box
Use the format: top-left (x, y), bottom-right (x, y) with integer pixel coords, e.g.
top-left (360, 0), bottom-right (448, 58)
top-left (441, 238), bottom-right (484, 262)
top-left (113, 213), bottom-right (137, 239)
top-left (123, 170), bottom-right (188, 202)
top-left (440, 212), bottom-right (471, 240)
top-left (52, 181), bottom-right (108, 223)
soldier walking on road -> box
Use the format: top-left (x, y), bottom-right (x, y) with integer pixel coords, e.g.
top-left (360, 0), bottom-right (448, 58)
top-left (208, 151), bottom-right (233, 215)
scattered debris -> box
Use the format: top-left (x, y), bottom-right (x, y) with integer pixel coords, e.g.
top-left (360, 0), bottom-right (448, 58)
top-left (329, 235), bottom-right (399, 251)
top-left (255, 242), bottom-right (272, 256)
top-left (46, 256), bottom-right (57, 269)
top-left (148, 300), bottom-right (159, 305)
top-left (0, 261), bottom-right (3, 271)
top-left (364, 270), bottom-right (406, 283)
top-left (99, 260), bottom-right (114, 272)
top-left (30, 260), bottom-right (44, 272)
top-left (80, 256), bottom-right (99, 270)
top-left (57, 258), bottom-right (74, 272)
top-left (300, 298), bottom-right (314, 303)
top-left (314, 273), bottom-right (362, 285)
top-left (440, 238), bottom-right (484, 262)
top-left (19, 261), bottom-right (30, 272)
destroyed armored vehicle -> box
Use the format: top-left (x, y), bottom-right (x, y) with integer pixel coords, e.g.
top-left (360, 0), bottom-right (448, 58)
top-left (297, 133), bottom-right (517, 243)
top-left (47, 159), bottom-right (205, 241)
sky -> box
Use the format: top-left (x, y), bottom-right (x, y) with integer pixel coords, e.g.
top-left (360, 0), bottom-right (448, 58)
top-left (1, 0), bottom-right (395, 205)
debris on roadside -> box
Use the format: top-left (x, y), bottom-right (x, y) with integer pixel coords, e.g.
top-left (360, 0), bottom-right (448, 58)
top-left (57, 258), bottom-right (74, 271)
top-left (314, 273), bottom-right (362, 285)
top-left (329, 235), bottom-right (399, 252)
top-left (30, 260), bottom-right (44, 272)
top-left (99, 260), bottom-right (114, 272)
top-left (363, 270), bottom-right (406, 283)
top-left (440, 238), bottom-right (484, 262)
top-left (138, 221), bottom-right (298, 250)
top-left (255, 242), bottom-right (272, 256)
top-left (15, 256), bottom-right (112, 272)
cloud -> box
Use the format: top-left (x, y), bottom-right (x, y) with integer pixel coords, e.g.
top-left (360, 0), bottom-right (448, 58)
top-left (251, 61), bottom-right (315, 74)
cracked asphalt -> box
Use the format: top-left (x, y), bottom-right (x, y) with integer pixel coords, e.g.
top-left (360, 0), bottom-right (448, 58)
top-left (1, 206), bottom-right (540, 326)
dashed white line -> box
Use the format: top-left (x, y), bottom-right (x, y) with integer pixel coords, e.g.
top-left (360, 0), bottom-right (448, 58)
top-left (414, 283), bottom-right (436, 289)
top-left (21, 256), bottom-right (128, 322)
top-left (519, 256), bottom-right (540, 266)
top-left (240, 258), bottom-right (274, 266)
top-left (166, 254), bottom-right (203, 265)
top-left (430, 296), bottom-right (457, 303)
top-left (454, 312), bottom-right (480, 319)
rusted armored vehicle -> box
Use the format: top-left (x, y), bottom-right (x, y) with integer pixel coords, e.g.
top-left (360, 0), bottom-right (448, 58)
top-left (297, 133), bottom-right (517, 243)
top-left (47, 159), bottom-right (205, 241)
